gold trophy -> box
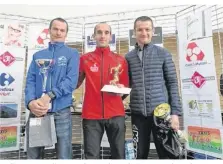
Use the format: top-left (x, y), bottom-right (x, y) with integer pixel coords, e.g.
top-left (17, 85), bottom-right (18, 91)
top-left (154, 103), bottom-right (187, 144)
top-left (101, 63), bottom-right (131, 94)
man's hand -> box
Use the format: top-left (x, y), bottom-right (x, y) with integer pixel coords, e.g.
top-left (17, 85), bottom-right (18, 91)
top-left (171, 115), bottom-right (180, 131)
top-left (38, 94), bottom-right (51, 108)
top-left (28, 99), bottom-right (48, 117)
top-left (116, 84), bottom-right (124, 96)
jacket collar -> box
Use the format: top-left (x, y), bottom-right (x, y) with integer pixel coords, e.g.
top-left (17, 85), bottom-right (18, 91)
top-left (135, 42), bottom-right (153, 51)
top-left (48, 41), bottom-right (65, 51)
top-left (94, 46), bottom-right (111, 55)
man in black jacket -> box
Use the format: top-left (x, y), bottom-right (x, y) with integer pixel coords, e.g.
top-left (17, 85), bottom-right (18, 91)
top-left (125, 16), bottom-right (182, 159)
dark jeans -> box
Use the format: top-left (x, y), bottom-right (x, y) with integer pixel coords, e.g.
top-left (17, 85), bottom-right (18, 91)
top-left (83, 116), bottom-right (125, 159)
top-left (26, 107), bottom-right (72, 159)
top-left (131, 114), bottom-right (168, 159)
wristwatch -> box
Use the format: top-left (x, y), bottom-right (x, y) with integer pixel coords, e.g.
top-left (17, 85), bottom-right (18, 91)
top-left (47, 91), bottom-right (56, 100)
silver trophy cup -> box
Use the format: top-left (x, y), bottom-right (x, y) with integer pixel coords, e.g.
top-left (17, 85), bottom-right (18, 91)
top-left (35, 59), bottom-right (54, 110)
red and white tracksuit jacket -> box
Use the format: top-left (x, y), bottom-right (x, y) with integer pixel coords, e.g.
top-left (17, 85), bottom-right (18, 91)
top-left (79, 46), bottom-right (129, 119)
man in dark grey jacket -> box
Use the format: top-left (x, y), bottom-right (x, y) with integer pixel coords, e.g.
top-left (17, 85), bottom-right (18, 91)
top-left (125, 16), bottom-right (182, 159)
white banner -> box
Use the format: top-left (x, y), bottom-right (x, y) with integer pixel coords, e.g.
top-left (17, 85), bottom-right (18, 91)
top-left (0, 22), bottom-right (26, 47)
top-left (177, 8), bottom-right (223, 158)
top-left (0, 44), bottom-right (26, 125)
top-left (184, 9), bottom-right (212, 41)
top-left (27, 24), bottom-right (49, 49)
top-left (84, 29), bottom-right (116, 53)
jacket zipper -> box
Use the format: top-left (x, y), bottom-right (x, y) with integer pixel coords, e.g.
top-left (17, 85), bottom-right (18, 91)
top-left (101, 52), bottom-right (105, 118)
top-left (142, 48), bottom-right (147, 116)
top-left (50, 45), bottom-right (55, 112)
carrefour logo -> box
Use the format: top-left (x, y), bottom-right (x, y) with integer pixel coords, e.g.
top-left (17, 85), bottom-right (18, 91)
top-left (0, 73), bottom-right (15, 86)
top-left (0, 73), bottom-right (15, 96)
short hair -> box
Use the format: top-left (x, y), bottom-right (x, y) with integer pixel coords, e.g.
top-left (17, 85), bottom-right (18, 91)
top-left (94, 22), bottom-right (112, 35)
top-left (134, 16), bottom-right (154, 30)
top-left (49, 17), bottom-right (69, 33)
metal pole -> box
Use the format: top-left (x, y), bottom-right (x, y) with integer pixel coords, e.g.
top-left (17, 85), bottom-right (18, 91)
top-left (215, 5), bottom-right (223, 73)
top-left (118, 13), bottom-right (121, 54)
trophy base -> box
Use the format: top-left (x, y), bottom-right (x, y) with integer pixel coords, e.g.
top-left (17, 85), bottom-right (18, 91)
top-left (101, 85), bottom-right (131, 94)
top-left (154, 103), bottom-right (171, 118)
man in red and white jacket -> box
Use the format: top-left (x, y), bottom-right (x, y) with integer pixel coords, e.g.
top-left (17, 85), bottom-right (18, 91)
top-left (76, 22), bottom-right (129, 159)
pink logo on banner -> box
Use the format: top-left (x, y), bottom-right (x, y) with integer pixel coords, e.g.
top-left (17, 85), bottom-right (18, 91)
top-left (186, 42), bottom-right (205, 62)
top-left (191, 71), bottom-right (206, 88)
top-left (0, 51), bottom-right (16, 66)
top-left (37, 29), bottom-right (50, 45)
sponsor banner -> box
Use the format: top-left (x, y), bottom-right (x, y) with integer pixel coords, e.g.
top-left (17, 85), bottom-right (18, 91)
top-left (0, 44), bottom-right (25, 125)
top-left (182, 94), bottom-right (222, 124)
top-left (0, 45), bottom-right (26, 99)
top-left (27, 24), bottom-right (49, 49)
top-left (187, 126), bottom-right (223, 158)
top-left (180, 70), bottom-right (217, 94)
top-left (179, 38), bottom-right (216, 76)
top-left (177, 8), bottom-right (223, 158)
top-left (0, 102), bottom-right (21, 125)
top-left (0, 125), bottom-right (20, 152)
top-left (0, 22), bottom-right (26, 47)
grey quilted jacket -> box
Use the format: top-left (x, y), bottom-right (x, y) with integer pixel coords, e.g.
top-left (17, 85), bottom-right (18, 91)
top-left (125, 43), bottom-right (182, 116)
